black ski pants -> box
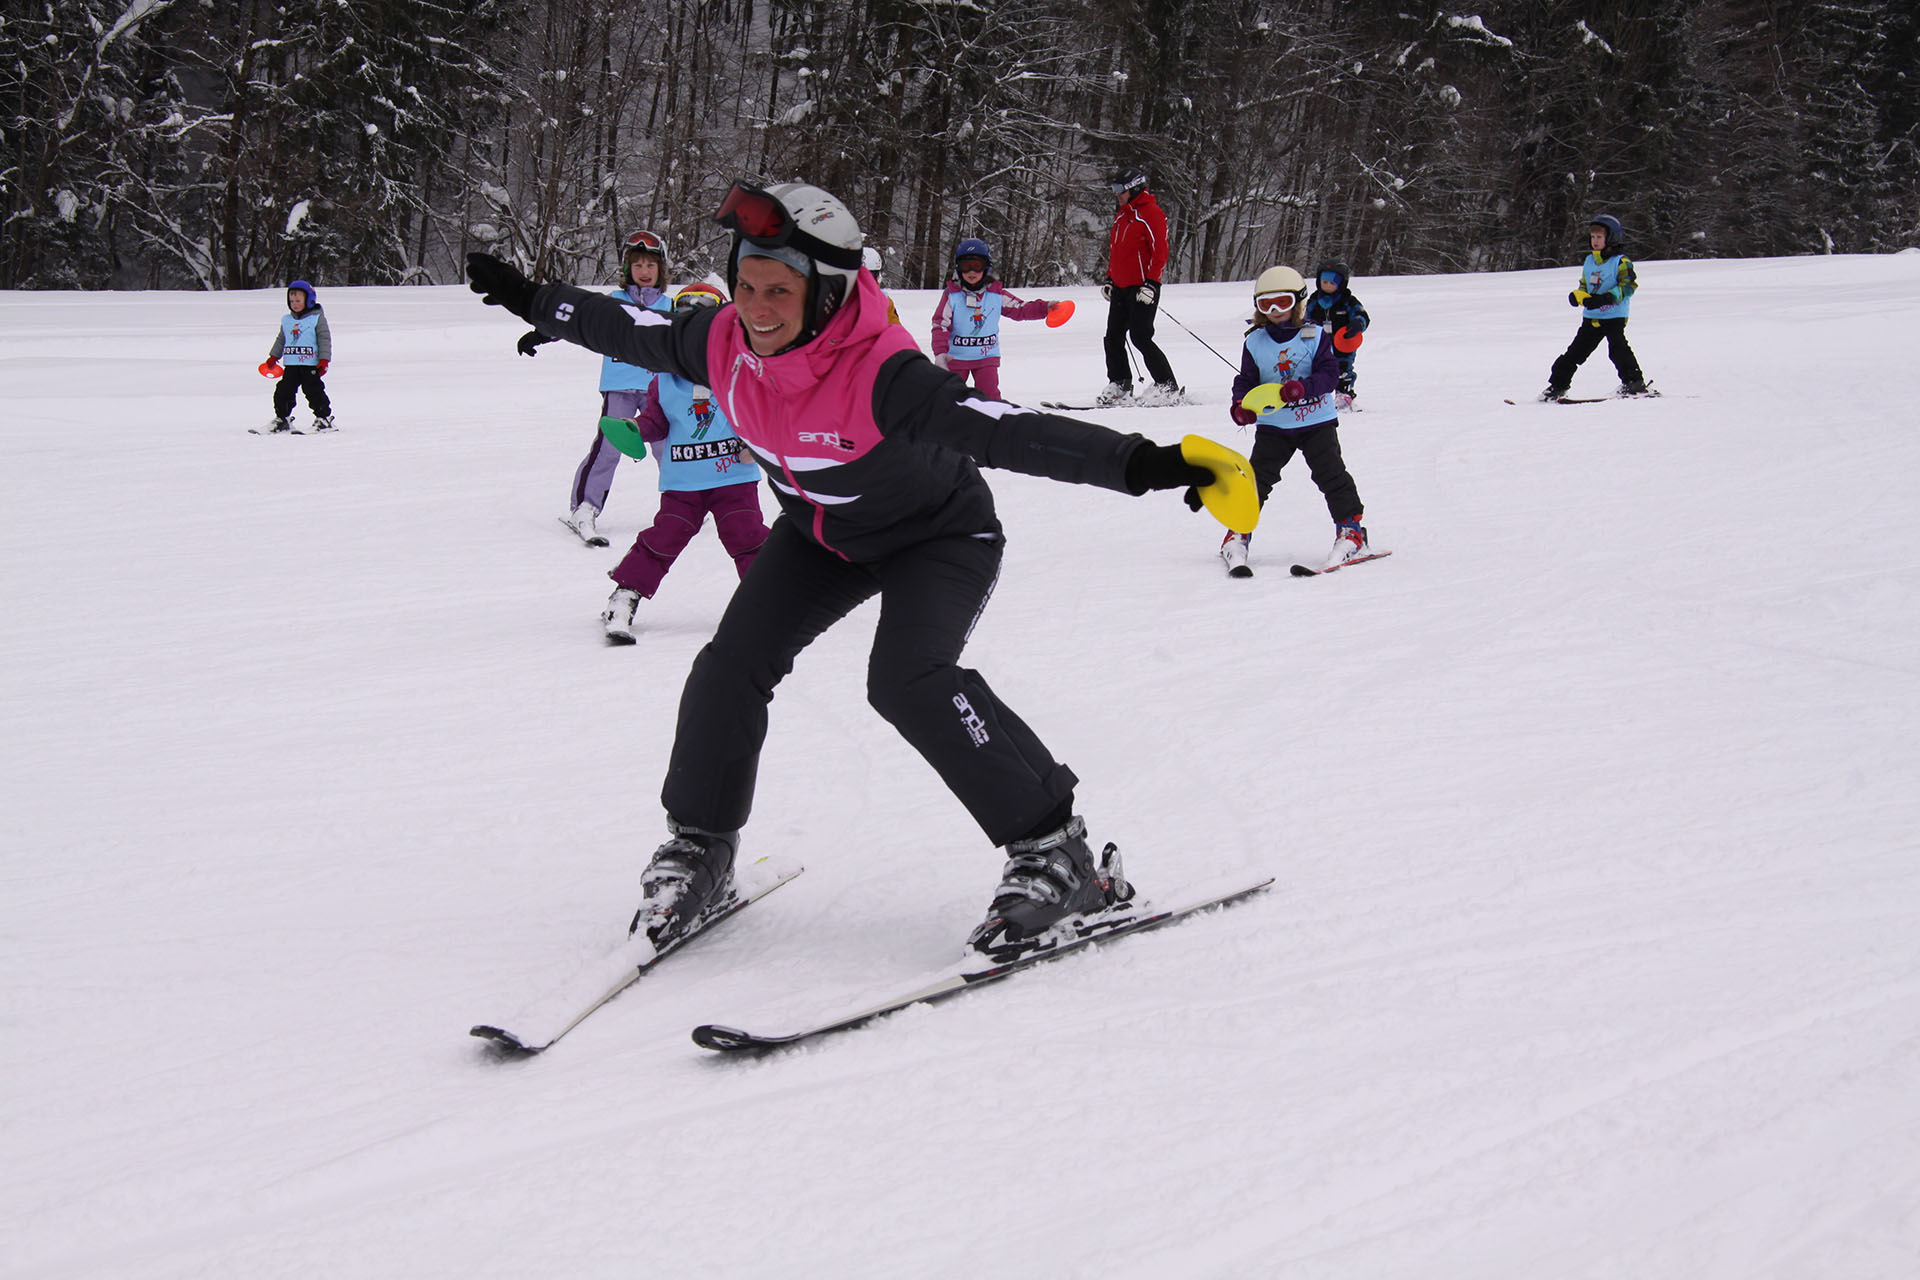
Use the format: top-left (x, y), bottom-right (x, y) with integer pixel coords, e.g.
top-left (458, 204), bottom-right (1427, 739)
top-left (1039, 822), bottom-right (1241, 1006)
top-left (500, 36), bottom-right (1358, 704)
top-left (1103, 288), bottom-right (1177, 388)
top-left (273, 365), bottom-right (332, 419)
top-left (660, 516), bottom-right (1077, 847)
top-left (1549, 317), bottom-right (1643, 389)
top-left (1249, 422), bottom-right (1362, 524)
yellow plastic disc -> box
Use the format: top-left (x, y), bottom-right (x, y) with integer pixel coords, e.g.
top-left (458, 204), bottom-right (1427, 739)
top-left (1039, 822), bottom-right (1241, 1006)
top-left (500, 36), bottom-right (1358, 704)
top-left (1180, 434), bottom-right (1261, 534)
top-left (1239, 383), bottom-right (1286, 416)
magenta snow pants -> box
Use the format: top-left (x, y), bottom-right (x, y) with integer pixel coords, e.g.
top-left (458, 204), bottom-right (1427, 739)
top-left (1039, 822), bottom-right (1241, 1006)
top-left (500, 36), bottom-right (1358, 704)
top-left (610, 482), bottom-right (769, 597)
top-left (947, 358), bottom-right (1002, 399)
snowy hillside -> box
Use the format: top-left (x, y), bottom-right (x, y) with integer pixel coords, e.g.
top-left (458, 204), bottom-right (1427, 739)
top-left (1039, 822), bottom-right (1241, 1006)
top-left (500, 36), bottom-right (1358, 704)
top-left (4, 254), bottom-right (1919, 1279)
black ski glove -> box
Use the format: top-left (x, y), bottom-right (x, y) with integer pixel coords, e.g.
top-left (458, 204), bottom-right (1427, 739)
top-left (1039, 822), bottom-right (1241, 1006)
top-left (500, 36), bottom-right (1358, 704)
top-left (1125, 441), bottom-right (1214, 498)
top-left (517, 330), bottom-right (556, 357)
top-left (1583, 290), bottom-right (1617, 309)
top-left (468, 252), bottom-right (537, 322)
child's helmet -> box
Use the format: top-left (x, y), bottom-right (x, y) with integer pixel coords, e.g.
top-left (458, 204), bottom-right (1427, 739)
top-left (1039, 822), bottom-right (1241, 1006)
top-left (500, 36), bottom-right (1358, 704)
top-left (1253, 265), bottom-right (1307, 323)
top-left (673, 282), bottom-right (726, 310)
top-left (1314, 262), bottom-right (1351, 290)
top-left (1588, 214), bottom-right (1624, 249)
top-left (287, 279), bottom-right (317, 308)
top-left (716, 181), bottom-right (865, 345)
top-left (622, 228), bottom-right (670, 278)
top-left (861, 246), bottom-right (884, 275)
top-left (953, 238), bottom-right (992, 274)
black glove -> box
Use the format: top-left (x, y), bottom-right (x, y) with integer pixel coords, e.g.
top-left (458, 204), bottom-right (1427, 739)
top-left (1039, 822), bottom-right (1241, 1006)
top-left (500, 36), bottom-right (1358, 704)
top-left (1136, 282), bottom-right (1158, 306)
top-left (517, 330), bottom-right (555, 357)
top-left (467, 252), bottom-right (537, 322)
top-left (1583, 290), bottom-right (1617, 309)
top-left (1569, 290), bottom-right (1584, 308)
top-left (1183, 485), bottom-right (1205, 512)
top-left (1101, 280), bottom-right (1114, 302)
top-left (1125, 442), bottom-right (1214, 497)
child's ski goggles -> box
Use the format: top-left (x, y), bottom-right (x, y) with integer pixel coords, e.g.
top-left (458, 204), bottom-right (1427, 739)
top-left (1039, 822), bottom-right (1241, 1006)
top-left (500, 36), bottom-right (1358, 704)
top-left (715, 184), bottom-right (862, 271)
top-left (623, 229), bottom-right (666, 253)
top-left (1254, 290), bottom-right (1299, 314)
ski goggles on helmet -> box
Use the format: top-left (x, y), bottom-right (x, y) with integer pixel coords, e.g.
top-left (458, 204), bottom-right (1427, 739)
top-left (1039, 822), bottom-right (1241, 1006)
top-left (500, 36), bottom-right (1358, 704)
top-left (623, 229), bottom-right (666, 254)
top-left (1254, 290), bottom-right (1299, 315)
top-left (674, 284), bottom-right (725, 310)
top-left (715, 183), bottom-right (863, 271)
top-left (956, 256), bottom-right (988, 274)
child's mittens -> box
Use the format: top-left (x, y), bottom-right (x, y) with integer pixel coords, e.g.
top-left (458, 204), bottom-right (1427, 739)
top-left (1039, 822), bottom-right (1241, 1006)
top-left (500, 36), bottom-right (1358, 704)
top-left (1230, 404), bottom-right (1256, 426)
top-left (1569, 290), bottom-right (1587, 307)
top-left (316, 359), bottom-right (329, 375)
top-left (1332, 327), bottom-right (1363, 353)
top-left (1582, 291), bottom-right (1617, 309)
top-left (1280, 379), bottom-right (1307, 404)
top-left (258, 359), bottom-right (283, 378)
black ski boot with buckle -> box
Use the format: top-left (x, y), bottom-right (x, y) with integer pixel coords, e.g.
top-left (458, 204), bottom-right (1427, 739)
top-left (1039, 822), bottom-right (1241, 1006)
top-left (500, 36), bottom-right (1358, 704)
top-left (967, 816), bottom-right (1133, 959)
top-left (628, 821), bottom-right (738, 948)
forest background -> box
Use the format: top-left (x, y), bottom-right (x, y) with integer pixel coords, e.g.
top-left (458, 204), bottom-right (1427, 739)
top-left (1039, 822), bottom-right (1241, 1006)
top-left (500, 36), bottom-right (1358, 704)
top-left (5, 0), bottom-right (1915, 293)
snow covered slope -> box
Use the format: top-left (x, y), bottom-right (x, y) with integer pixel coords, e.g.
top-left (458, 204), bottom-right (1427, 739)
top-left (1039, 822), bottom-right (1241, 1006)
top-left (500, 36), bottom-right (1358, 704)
top-left (4, 253), bottom-right (1918, 1278)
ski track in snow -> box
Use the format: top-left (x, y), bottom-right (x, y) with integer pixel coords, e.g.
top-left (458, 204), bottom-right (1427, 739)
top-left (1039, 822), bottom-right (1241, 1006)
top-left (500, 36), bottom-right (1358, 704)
top-left (4, 255), bottom-right (1920, 1278)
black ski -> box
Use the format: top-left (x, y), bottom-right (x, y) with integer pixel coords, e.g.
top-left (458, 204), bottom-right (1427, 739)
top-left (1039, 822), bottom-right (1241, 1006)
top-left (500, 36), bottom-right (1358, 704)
top-left (1290, 550), bottom-right (1393, 577)
top-left (471, 856), bottom-right (803, 1053)
top-left (691, 872), bottom-right (1273, 1053)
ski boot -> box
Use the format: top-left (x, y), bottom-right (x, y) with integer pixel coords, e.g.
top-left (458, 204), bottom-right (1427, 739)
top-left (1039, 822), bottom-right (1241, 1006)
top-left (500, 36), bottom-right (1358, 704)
top-left (1094, 381), bottom-right (1133, 407)
top-left (1538, 384), bottom-right (1568, 403)
top-left (602, 587), bottom-right (640, 644)
top-left (311, 415), bottom-right (337, 432)
top-left (629, 822), bottom-right (738, 948)
top-left (967, 816), bottom-right (1133, 959)
top-left (1618, 378), bottom-right (1653, 397)
top-left (1220, 530), bottom-right (1252, 579)
top-left (566, 504), bottom-right (609, 547)
top-left (1324, 517), bottom-right (1370, 570)
top-left (1137, 382), bottom-right (1185, 408)
top-left (264, 416), bottom-right (291, 434)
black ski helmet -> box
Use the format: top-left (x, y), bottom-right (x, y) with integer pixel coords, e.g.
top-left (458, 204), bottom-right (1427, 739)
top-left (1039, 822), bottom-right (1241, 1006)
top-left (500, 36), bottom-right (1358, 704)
top-left (1588, 214), bottom-right (1624, 250)
top-left (716, 181), bottom-right (865, 348)
top-left (1108, 167), bottom-right (1148, 197)
top-left (1314, 262), bottom-right (1351, 291)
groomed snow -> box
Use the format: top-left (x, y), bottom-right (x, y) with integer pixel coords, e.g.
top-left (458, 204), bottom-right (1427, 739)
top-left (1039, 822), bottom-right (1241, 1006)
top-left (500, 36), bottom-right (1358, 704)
top-left (3, 253), bottom-right (1918, 1278)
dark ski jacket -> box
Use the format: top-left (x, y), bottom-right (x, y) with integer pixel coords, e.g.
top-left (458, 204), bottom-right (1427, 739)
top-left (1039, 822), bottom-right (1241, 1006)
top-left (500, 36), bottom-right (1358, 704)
top-left (528, 271), bottom-right (1148, 563)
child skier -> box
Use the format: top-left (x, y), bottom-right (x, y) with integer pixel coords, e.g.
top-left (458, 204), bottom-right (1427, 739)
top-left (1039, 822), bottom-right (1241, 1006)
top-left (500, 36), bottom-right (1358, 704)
top-left (467, 180), bottom-right (1224, 961)
top-left (518, 230), bottom-right (676, 545)
top-left (1224, 265), bottom-right (1374, 577)
top-left (1303, 261), bottom-right (1369, 411)
top-left (257, 280), bottom-right (334, 433)
top-left (1541, 213), bottom-right (1650, 400)
top-left (600, 283), bottom-right (770, 644)
top-left (929, 238), bottom-right (1060, 400)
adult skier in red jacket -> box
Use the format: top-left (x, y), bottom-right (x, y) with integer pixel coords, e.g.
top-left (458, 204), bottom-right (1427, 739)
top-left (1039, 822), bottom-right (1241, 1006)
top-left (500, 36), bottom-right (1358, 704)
top-left (1100, 168), bottom-right (1180, 405)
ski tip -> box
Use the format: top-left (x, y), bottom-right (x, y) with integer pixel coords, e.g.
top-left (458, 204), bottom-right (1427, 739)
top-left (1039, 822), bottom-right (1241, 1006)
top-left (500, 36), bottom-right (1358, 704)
top-left (470, 1024), bottom-right (541, 1054)
top-left (692, 1024), bottom-right (767, 1053)
top-left (1228, 566), bottom-right (1254, 579)
top-left (1289, 564), bottom-right (1318, 577)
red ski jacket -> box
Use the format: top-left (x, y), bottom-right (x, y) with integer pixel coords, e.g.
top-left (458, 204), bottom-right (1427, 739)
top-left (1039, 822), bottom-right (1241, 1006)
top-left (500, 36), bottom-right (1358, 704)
top-left (1108, 192), bottom-right (1170, 288)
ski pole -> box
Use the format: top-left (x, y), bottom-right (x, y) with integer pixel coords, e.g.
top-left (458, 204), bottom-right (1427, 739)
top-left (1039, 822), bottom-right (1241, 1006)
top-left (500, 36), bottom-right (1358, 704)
top-left (1160, 306), bottom-right (1239, 371)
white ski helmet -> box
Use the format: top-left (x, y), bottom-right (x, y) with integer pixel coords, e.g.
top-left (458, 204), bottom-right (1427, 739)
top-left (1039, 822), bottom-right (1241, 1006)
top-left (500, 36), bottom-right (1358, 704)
top-left (718, 180), bottom-right (865, 345)
top-left (1253, 265), bottom-right (1307, 322)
